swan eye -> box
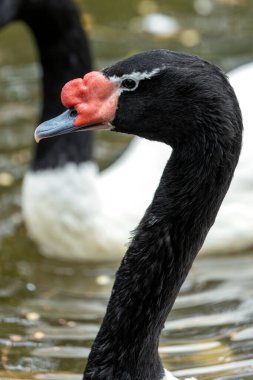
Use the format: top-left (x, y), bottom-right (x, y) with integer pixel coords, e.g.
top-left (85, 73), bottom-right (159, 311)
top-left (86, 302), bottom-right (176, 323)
top-left (121, 78), bottom-right (138, 91)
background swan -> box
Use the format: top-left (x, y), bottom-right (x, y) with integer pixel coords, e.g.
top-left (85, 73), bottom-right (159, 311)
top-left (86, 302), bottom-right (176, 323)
top-left (26, 59), bottom-right (253, 261)
top-left (1, 0), bottom-right (252, 261)
top-left (203, 61), bottom-right (253, 254)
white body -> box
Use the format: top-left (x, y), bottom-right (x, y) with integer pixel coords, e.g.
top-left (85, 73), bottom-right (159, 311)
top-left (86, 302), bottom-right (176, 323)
top-left (22, 63), bottom-right (253, 260)
top-left (22, 139), bottom-right (170, 260)
top-left (163, 369), bottom-right (177, 380)
top-left (163, 369), bottom-right (195, 380)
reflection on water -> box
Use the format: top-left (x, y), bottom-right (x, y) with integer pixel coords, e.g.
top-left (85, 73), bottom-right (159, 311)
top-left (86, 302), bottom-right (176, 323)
top-left (1, 244), bottom-right (253, 379)
top-left (1, 0), bottom-right (253, 379)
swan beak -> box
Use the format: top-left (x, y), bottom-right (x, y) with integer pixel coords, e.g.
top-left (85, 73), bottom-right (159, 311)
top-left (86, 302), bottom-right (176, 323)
top-left (35, 71), bottom-right (119, 142)
top-left (34, 109), bottom-right (111, 142)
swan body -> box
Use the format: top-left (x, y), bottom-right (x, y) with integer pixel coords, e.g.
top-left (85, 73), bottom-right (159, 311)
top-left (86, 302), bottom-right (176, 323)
top-left (35, 50), bottom-right (242, 379)
top-left (163, 369), bottom-right (194, 380)
top-left (23, 138), bottom-right (170, 260)
top-left (163, 369), bottom-right (178, 380)
top-left (202, 61), bottom-right (253, 254)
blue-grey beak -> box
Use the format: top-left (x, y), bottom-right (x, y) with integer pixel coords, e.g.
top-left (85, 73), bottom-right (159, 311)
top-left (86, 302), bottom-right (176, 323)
top-left (34, 109), bottom-right (112, 143)
top-left (34, 109), bottom-right (78, 142)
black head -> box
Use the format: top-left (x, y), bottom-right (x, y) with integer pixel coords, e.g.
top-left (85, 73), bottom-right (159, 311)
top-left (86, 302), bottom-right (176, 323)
top-left (103, 50), bottom-right (242, 148)
top-left (35, 49), bottom-right (242, 153)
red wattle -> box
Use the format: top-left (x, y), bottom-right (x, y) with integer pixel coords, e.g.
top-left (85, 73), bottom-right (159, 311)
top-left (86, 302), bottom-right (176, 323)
top-left (61, 78), bottom-right (84, 108)
top-left (61, 71), bottom-right (119, 127)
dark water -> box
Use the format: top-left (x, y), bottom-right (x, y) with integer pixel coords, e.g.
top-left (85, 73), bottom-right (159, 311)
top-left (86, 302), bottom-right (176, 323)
top-left (1, 0), bottom-right (253, 379)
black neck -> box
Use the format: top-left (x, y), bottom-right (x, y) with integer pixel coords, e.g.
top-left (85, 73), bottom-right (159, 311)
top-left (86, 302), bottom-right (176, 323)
top-left (83, 131), bottom-right (240, 379)
top-left (19, 0), bottom-right (93, 170)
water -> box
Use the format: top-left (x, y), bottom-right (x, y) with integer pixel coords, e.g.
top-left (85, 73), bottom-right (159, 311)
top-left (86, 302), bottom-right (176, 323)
top-left (0, 0), bottom-right (253, 378)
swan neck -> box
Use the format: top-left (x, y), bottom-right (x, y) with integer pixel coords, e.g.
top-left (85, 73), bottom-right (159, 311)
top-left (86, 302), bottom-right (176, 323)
top-left (84, 136), bottom-right (239, 379)
top-left (20, 1), bottom-right (94, 170)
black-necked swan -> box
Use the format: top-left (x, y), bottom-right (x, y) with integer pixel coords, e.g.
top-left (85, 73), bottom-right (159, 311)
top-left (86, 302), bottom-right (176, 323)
top-left (26, 54), bottom-right (253, 260)
top-left (1, 0), bottom-right (250, 261)
top-left (30, 57), bottom-right (253, 261)
top-left (0, 0), bottom-right (169, 260)
top-left (35, 50), bottom-right (242, 379)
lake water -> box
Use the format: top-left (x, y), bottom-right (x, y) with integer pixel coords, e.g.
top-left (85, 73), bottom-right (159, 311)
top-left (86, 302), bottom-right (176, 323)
top-left (0, 0), bottom-right (253, 379)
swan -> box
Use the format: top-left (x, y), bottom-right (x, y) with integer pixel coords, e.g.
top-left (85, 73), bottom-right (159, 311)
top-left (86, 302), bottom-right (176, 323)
top-left (26, 56), bottom-right (253, 261)
top-left (35, 49), bottom-right (242, 379)
top-left (0, 0), bottom-right (250, 261)
top-left (0, 0), bottom-right (169, 260)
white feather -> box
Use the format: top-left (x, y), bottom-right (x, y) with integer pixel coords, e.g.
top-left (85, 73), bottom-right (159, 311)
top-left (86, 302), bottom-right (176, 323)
top-left (163, 368), bottom-right (196, 380)
top-left (203, 61), bottom-right (253, 253)
top-left (163, 369), bottom-right (178, 380)
top-left (22, 139), bottom-right (169, 260)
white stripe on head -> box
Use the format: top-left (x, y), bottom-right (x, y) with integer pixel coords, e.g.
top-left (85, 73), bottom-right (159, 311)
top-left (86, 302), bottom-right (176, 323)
top-left (108, 68), bottom-right (160, 93)
top-left (109, 68), bottom-right (160, 83)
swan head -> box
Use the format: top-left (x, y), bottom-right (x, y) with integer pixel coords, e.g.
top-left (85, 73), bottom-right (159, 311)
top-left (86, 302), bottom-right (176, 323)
top-left (35, 49), bottom-right (242, 148)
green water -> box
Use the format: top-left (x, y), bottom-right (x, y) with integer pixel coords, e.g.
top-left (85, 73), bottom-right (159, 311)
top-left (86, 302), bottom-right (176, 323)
top-left (1, 0), bottom-right (253, 379)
